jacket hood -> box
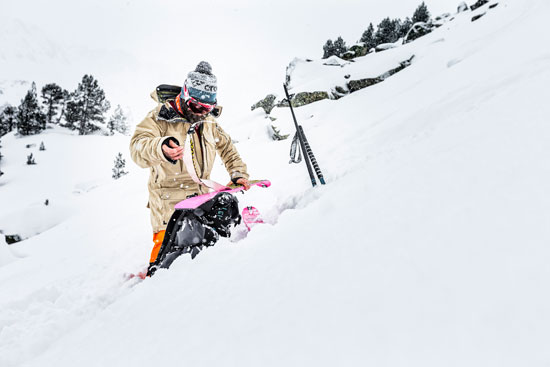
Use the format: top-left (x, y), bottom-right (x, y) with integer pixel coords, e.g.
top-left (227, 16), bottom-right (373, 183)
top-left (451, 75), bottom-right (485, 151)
top-left (150, 89), bottom-right (161, 103)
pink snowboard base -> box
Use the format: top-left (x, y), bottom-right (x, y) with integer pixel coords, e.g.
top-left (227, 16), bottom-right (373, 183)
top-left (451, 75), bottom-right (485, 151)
top-left (174, 180), bottom-right (271, 210)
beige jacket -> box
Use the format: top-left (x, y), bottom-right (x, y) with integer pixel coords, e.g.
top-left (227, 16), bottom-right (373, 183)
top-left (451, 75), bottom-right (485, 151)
top-left (130, 93), bottom-right (248, 233)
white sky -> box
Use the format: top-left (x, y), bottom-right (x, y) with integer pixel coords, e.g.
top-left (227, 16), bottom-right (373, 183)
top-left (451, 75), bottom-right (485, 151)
top-left (2, 0), bottom-right (463, 122)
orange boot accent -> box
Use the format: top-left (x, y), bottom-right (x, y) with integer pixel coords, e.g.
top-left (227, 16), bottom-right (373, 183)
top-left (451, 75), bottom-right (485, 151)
top-left (149, 230), bottom-right (166, 264)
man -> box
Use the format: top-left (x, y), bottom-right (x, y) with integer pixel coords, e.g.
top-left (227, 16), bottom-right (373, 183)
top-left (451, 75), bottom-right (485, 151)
top-left (130, 61), bottom-right (250, 268)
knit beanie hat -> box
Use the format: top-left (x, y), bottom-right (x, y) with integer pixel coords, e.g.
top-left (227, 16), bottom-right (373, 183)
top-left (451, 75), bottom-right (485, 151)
top-left (183, 61), bottom-right (217, 104)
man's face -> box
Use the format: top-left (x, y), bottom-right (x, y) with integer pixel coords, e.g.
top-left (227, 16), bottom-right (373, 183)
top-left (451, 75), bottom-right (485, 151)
top-left (187, 100), bottom-right (211, 116)
top-left (183, 102), bottom-right (209, 123)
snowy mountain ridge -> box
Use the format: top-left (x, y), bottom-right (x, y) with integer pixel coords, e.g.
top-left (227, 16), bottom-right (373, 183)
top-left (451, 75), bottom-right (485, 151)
top-left (1, 0), bottom-right (550, 366)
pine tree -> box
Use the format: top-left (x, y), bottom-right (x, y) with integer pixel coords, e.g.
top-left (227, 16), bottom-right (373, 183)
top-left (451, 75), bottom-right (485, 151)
top-left (360, 23), bottom-right (376, 51)
top-left (65, 75), bottom-right (111, 135)
top-left (112, 152), bottom-right (128, 179)
top-left (41, 83), bottom-right (67, 126)
top-left (374, 18), bottom-right (400, 45)
top-left (322, 39), bottom-right (335, 59)
top-left (332, 36), bottom-right (348, 57)
top-left (1, 106), bottom-right (17, 136)
top-left (400, 17), bottom-right (414, 38)
top-left (0, 109), bottom-right (8, 137)
top-left (412, 2), bottom-right (431, 24)
top-left (107, 105), bottom-right (129, 135)
top-left (64, 94), bottom-right (80, 129)
top-left (391, 19), bottom-right (403, 41)
top-left (57, 89), bottom-right (70, 125)
top-left (17, 82), bottom-right (46, 136)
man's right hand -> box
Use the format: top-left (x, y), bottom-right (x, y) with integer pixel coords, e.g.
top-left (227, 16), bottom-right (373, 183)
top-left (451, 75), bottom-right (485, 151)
top-left (162, 139), bottom-right (184, 161)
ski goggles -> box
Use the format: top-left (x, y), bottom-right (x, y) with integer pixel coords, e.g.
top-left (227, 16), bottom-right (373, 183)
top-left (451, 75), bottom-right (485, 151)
top-left (182, 85), bottom-right (216, 114)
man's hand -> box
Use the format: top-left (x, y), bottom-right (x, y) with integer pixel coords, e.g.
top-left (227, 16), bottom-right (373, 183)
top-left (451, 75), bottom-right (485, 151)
top-left (162, 139), bottom-right (183, 161)
top-left (228, 178), bottom-right (251, 190)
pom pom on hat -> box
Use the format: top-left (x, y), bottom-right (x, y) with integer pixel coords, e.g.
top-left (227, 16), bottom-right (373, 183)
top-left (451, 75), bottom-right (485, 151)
top-left (195, 61), bottom-right (213, 75)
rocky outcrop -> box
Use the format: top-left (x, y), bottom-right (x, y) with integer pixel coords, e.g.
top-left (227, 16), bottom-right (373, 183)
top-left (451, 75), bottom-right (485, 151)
top-left (403, 22), bottom-right (434, 43)
top-left (470, 0), bottom-right (489, 11)
top-left (257, 55), bottom-right (415, 111)
top-left (348, 78), bottom-right (383, 93)
top-left (457, 2), bottom-right (469, 12)
top-left (433, 13), bottom-right (452, 27)
top-left (341, 43), bottom-right (368, 60)
top-left (269, 125), bottom-right (289, 141)
top-left (375, 43), bottom-right (398, 53)
top-left (5, 234), bottom-right (22, 244)
top-left (251, 94), bottom-right (277, 114)
top-left (322, 55), bottom-right (349, 67)
top-left (470, 2), bottom-right (499, 21)
top-left (347, 55), bottom-right (415, 93)
top-left (277, 91), bottom-right (330, 108)
top-left (332, 85), bottom-right (349, 99)
top-left (472, 13), bottom-right (486, 21)
top-left (341, 51), bottom-right (356, 61)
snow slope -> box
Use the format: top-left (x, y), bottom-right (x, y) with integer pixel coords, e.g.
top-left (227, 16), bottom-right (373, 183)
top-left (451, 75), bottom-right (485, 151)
top-left (1, 0), bottom-right (550, 366)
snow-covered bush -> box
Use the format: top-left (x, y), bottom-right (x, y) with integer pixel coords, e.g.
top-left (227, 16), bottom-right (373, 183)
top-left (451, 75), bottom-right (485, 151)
top-left (26, 153), bottom-right (36, 165)
top-left (112, 152), bottom-right (128, 179)
top-left (107, 105), bottom-right (130, 136)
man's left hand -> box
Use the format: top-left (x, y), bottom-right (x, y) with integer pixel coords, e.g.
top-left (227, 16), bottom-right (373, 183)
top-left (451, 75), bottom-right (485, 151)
top-left (228, 178), bottom-right (250, 190)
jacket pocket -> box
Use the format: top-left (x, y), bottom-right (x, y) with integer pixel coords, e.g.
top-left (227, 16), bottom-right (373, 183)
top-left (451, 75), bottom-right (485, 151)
top-left (159, 188), bottom-right (194, 219)
top-left (159, 177), bottom-right (197, 190)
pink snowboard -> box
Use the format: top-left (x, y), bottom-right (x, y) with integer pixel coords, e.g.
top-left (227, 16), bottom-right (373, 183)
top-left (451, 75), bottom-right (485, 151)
top-left (242, 206), bottom-right (264, 231)
top-left (174, 180), bottom-right (271, 210)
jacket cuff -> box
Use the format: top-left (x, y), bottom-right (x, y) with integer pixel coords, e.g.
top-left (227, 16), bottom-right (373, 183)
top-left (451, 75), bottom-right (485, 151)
top-left (230, 171), bottom-right (248, 184)
top-left (157, 136), bottom-right (180, 164)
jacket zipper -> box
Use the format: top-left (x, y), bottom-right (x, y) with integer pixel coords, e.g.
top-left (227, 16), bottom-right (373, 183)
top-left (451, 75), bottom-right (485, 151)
top-left (199, 124), bottom-right (207, 177)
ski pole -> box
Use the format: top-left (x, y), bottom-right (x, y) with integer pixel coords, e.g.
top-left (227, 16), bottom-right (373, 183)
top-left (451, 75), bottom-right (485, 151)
top-left (283, 84), bottom-right (317, 187)
top-left (299, 125), bottom-right (325, 185)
